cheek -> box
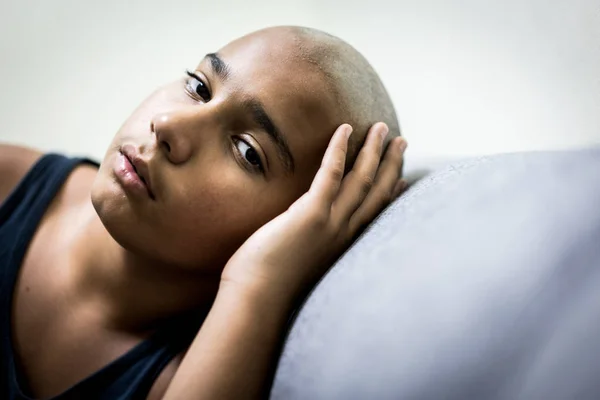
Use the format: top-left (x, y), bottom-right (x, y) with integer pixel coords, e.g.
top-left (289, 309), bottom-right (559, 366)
top-left (167, 175), bottom-right (265, 237)
top-left (155, 169), bottom-right (279, 265)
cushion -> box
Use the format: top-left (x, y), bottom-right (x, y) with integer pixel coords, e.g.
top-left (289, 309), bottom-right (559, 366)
top-left (270, 147), bottom-right (600, 400)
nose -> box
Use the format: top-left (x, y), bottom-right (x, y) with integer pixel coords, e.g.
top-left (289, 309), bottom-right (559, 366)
top-left (151, 109), bottom-right (197, 165)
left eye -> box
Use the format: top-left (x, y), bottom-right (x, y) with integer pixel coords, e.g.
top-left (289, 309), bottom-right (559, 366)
top-left (185, 70), bottom-right (211, 102)
top-left (234, 138), bottom-right (263, 171)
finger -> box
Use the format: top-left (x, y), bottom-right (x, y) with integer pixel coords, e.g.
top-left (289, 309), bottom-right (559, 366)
top-left (349, 137), bottom-right (407, 234)
top-left (392, 178), bottom-right (408, 198)
top-left (309, 124), bottom-right (353, 204)
top-left (332, 122), bottom-right (388, 221)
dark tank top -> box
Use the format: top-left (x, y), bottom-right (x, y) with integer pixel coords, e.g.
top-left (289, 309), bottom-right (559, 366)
top-left (0, 154), bottom-right (201, 399)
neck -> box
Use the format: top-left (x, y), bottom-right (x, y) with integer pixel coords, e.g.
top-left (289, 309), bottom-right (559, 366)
top-left (65, 199), bottom-right (220, 334)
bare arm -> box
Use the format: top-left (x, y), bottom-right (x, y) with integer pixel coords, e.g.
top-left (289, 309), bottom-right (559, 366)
top-left (162, 283), bottom-right (292, 399)
top-left (160, 123), bottom-right (406, 400)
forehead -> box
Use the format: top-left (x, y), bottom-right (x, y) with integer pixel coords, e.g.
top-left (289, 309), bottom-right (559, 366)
top-left (212, 32), bottom-right (342, 177)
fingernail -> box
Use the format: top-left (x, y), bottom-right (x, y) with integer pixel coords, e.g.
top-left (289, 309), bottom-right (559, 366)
top-left (398, 138), bottom-right (408, 153)
top-left (378, 123), bottom-right (389, 139)
top-left (344, 124), bottom-right (353, 138)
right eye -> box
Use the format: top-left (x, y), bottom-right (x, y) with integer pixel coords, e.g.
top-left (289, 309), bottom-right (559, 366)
top-left (233, 137), bottom-right (265, 174)
top-left (185, 70), bottom-right (211, 102)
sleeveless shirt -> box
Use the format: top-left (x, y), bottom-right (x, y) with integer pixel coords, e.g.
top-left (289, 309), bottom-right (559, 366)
top-left (0, 154), bottom-right (201, 399)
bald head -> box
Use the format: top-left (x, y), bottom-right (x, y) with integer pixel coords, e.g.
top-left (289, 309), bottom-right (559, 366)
top-left (277, 26), bottom-right (401, 172)
top-left (217, 25), bottom-right (401, 177)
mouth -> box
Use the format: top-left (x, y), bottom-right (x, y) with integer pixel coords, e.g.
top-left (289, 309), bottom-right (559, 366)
top-left (120, 146), bottom-right (156, 200)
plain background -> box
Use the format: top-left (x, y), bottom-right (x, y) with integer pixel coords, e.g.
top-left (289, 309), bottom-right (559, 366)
top-left (0, 0), bottom-right (599, 163)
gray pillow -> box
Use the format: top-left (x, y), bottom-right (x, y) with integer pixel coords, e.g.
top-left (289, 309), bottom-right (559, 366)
top-left (271, 148), bottom-right (600, 400)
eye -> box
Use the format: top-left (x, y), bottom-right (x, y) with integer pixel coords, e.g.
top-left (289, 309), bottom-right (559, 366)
top-left (185, 70), bottom-right (211, 102)
top-left (233, 137), bottom-right (264, 173)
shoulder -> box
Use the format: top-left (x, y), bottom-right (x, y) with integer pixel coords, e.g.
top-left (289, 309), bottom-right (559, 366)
top-left (146, 352), bottom-right (185, 400)
top-left (0, 144), bottom-right (43, 205)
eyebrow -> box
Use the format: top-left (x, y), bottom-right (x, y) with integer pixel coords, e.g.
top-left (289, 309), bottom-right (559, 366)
top-left (205, 52), bottom-right (295, 174)
top-left (243, 99), bottom-right (295, 173)
top-left (206, 53), bottom-right (231, 81)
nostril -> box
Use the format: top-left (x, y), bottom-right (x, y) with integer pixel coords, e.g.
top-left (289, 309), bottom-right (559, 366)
top-left (161, 141), bottom-right (171, 153)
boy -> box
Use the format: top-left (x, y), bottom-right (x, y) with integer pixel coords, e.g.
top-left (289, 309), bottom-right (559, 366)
top-left (0, 26), bottom-right (407, 399)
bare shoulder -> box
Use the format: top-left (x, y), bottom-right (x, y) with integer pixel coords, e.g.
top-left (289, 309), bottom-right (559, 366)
top-left (146, 352), bottom-right (185, 400)
top-left (0, 144), bottom-right (44, 205)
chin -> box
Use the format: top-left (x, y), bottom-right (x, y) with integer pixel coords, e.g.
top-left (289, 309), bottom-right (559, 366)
top-left (90, 171), bottom-right (154, 257)
top-left (91, 175), bottom-right (218, 271)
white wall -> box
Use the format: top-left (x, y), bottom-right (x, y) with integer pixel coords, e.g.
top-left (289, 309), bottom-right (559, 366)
top-left (1, 0), bottom-right (599, 162)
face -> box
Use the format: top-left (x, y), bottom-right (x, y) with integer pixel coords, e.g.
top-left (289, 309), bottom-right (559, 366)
top-left (91, 28), bottom-right (342, 273)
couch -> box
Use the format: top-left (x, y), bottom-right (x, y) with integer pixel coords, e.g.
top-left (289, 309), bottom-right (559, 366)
top-left (270, 147), bottom-right (600, 399)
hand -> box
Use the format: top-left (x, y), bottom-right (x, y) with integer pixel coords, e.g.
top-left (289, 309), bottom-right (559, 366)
top-left (165, 125), bottom-right (406, 399)
top-left (221, 122), bottom-right (407, 303)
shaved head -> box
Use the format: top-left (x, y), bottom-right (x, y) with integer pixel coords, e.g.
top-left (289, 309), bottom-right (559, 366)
top-left (274, 26), bottom-right (401, 172)
top-left (95, 24), bottom-right (403, 270)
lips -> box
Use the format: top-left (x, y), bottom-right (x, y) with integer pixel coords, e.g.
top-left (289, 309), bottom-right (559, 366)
top-left (121, 145), bottom-right (155, 199)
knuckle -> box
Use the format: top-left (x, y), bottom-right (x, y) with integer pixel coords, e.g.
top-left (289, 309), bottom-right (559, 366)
top-left (356, 173), bottom-right (375, 193)
top-left (381, 187), bottom-right (394, 204)
top-left (308, 206), bottom-right (330, 228)
top-left (331, 215), bottom-right (348, 236)
top-left (329, 161), bottom-right (345, 181)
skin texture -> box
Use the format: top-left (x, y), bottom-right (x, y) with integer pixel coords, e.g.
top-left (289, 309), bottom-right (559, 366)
top-left (288, 27), bottom-right (402, 171)
top-left (3, 26), bottom-right (407, 399)
top-left (165, 122), bottom-right (406, 399)
top-left (92, 29), bottom-right (342, 273)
